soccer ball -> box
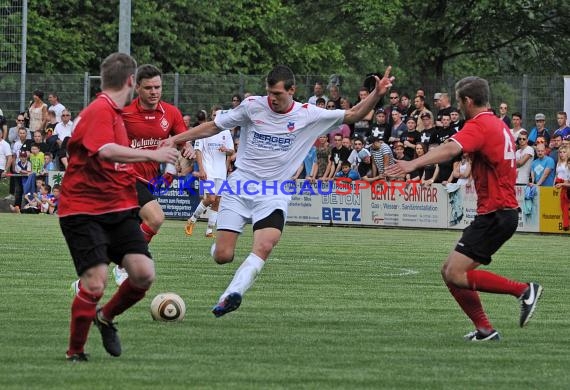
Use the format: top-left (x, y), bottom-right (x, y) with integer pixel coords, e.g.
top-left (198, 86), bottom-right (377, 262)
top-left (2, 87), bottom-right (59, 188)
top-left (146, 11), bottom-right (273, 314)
top-left (150, 293), bottom-right (186, 322)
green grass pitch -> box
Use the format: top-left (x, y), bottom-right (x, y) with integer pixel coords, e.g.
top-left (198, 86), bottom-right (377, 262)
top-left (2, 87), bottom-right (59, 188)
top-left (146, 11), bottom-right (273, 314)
top-left (0, 214), bottom-right (568, 389)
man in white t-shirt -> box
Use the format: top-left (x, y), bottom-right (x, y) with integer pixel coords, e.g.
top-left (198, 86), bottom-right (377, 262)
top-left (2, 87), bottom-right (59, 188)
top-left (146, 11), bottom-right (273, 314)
top-left (54, 109), bottom-right (74, 144)
top-left (48, 92), bottom-right (66, 122)
top-left (164, 65), bottom-right (394, 317)
top-left (515, 130), bottom-right (534, 184)
top-left (0, 137), bottom-right (12, 176)
top-left (185, 106), bottom-right (234, 238)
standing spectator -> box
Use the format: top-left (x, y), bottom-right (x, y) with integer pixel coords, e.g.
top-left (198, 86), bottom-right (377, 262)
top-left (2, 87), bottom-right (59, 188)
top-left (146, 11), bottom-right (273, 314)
top-left (328, 84), bottom-right (341, 109)
top-left (353, 88), bottom-right (374, 139)
top-left (369, 136), bottom-right (394, 180)
top-left (387, 76), bottom-right (542, 341)
top-left (355, 148), bottom-right (379, 182)
top-left (510, 112), bottom-right (526, 139)
top-left (48, 92), bottom-right (66, 122)
top-left (58, 52), bottom-right (178, 362)
top-left (315, 97), bottom-right (326, 109)
top-left (528, 113), bottom-right (550, 147)
top-left (549, 133), bottom-right (562, 164)
top-left (231, 94), bottom-right (243, 109)
top-left (498, 102), bottom-right (511, 128)
top-left (45, 109), bottom-right (59, 139)
top-left (436, 93), bottom-right (453, 126)
top-left (27, 90), bottom-right (48, 132)
top-left (307, 82), bottom-right (328, 106)
top-left (402, 117), bottom-right (421, 160)
top-left (7, 114), bottom-right (30, 146)
top-left (399, 93), bottom-right (413, 121)
top-left (366, 108), bottom-right (389, 144)
top-left (411, 95), bottom-right (432, 131)
top-left (554, 145), bottom-right (570, 230)
top-left (384, 89), bottom-right (400, 121)
top-left (0, 108), bottom-right (7, 140)
top-left (0, 135), bottom-right (12, 177)
top-left (450, 108), bottom-right (464, 132)
top-left (347, 137), bottom-right (366, 169)
top-left (387, 108), bottom-right (407, 147)
top-left (419, 112), bottom-right (436, 146)
top-left (515, 131), bottom-right (534, 185)
top-left (530, 143), bottom-right (555, 186)
top-left (182, 114), bottom-right (192, 130)
top-left (553, 111), bottom-right (570, 139)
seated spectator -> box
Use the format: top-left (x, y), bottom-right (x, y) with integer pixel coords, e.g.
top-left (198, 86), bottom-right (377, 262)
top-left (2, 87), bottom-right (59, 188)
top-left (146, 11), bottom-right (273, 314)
top-left (515, 130), bottom-right (534, 185)
top-left (530, 143), bottom-right (555, 186)
top-left (369, 136), bottom-right (394, 180)
top-left (47, 184), bottom-right (61, 214)
top-left (355, 149), bottom-right (379, 182)
top-left (335, 160), bottom-right (360, 181)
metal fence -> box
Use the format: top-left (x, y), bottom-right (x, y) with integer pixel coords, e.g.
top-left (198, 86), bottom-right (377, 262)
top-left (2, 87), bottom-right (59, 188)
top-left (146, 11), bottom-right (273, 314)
top-left (0, 73), bottom-right (565, 131)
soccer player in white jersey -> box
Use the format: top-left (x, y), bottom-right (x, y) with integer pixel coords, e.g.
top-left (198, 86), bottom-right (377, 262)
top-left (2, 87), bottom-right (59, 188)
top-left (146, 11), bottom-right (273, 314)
top-left (163, 65), bottom-right (394, 317)
top-left (185, 105), bottom-right (234, 237)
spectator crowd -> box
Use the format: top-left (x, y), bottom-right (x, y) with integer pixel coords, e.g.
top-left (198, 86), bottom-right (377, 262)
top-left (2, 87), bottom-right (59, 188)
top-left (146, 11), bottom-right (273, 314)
top-left (2, 83), bottom-right (569, 228)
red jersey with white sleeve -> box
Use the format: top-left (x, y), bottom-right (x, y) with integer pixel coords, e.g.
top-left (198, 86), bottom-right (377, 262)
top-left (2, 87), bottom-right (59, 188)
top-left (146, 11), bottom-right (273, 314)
top-left (122, 98), bottom-right (186, 182)
top-left (58, 93), bottom-right (138, 217)
top-left (451, 111), bottom-right (518, 214)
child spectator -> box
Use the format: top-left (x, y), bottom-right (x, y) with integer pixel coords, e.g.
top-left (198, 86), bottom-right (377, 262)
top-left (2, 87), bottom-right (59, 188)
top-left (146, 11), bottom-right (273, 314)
top-left (47, 184), bottom-right (61, 214)
top-left (29, 143), bottom-right (45, 175)
top-left (335, 160), bottom-right (360, 180)
top-left (42, 152), bottom-right (57, 173)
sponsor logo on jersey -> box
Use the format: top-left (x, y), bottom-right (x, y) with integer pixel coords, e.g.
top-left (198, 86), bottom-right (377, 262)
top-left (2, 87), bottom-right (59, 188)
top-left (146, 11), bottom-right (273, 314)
top-left (131, 138), bottom-right (160, 149)
top-left (251, 131), bottom-right (295, 151)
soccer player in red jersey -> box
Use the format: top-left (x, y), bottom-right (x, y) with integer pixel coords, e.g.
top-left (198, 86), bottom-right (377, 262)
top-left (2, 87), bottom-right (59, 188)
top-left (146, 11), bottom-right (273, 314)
top-left (59, 53), bottom-right (179, 362)
top-left (387, 76), bottom-right (543, 341)
top-left (110, 64), bottom-right (191, 285)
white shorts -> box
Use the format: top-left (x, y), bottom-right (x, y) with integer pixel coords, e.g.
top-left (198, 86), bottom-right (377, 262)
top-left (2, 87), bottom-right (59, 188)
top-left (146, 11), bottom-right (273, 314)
top-left (200, 178), bottom-right (224, 195)
top-left (216, 170), bottom-right (290, 233)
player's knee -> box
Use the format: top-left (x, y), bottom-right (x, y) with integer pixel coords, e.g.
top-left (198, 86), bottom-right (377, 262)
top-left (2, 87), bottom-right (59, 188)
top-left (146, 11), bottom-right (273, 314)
top-left (212, 246), bottom-right (234, 264)
top-left (129, 269), bottom-right (155, 289)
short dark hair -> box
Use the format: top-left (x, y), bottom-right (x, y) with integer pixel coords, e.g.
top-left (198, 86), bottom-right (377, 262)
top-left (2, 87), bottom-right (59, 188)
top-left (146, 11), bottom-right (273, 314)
top-left (315, 97), bottom-right (326, 105)
top-left (136, 64), bottom-right (162, 85)
top-left (455, 76), bottom-right (489, 107)
top-left (512, 112), bottom-right (522, 119)
top-left (100, 53), bottom-right (137, 90)
top-left (267, 65), bottom-right (295, 90)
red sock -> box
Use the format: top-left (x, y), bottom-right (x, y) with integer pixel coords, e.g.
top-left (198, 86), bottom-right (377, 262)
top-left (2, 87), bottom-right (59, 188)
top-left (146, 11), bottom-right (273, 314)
top-left (102, 279), bottom-right (148, 321)
top-left (466, 270), bottom-right (527, 297)
top-left (140, 222), bottom-right (157, 243)
top-left (68, 288), bottom-right (102, 355)
top-left (446, 282), bottom-right (493, 332)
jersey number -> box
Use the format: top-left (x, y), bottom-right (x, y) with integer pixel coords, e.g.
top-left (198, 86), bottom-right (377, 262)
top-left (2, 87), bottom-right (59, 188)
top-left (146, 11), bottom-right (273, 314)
top-left (503, 129), bottom-right (515, 167)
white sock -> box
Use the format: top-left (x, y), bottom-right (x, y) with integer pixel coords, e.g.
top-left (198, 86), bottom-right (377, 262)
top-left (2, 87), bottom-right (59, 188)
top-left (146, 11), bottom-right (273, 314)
top-left (207, 211), bottom-right (218, 230)
top-left (191, 202), bottom-right (208, 221)
top-left (219, 253), bottom-right (265, 301)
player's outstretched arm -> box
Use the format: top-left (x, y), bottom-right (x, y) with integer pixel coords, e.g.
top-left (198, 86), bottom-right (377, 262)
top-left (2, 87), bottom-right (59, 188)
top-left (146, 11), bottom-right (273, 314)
top-left (344, 66), bottom-right (395, 125)
top-left (98, 143), bottom-right (179, 164)
top-left (162, 121), bottom-right (221, 147)
top-left (386, 141), bottom-right (462, 177)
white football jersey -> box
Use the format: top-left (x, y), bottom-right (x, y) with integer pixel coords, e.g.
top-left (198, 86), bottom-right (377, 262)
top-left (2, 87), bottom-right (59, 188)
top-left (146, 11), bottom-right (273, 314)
top-left (195, 129), bottom-right (234, 179)
top-left (215, 96), bottom-right (344, 181)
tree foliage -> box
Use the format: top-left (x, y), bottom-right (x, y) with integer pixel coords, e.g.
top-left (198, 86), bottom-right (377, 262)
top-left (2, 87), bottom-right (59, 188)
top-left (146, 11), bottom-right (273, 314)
top-left (18, 0), bottom-right (570, 86)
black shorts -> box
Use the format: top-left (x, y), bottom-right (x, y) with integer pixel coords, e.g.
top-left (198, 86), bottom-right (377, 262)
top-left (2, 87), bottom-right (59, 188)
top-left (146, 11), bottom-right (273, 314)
top-left (455, 209), bottom-right (519, 265)
top-left (59, 209), bottom-right (151, 276)
top-left (136, 180), bottom-right (156, 208)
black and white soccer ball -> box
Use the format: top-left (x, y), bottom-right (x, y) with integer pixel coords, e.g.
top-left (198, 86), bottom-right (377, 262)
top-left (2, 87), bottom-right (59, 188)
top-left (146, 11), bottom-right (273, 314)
top-left (150, 292), bottom-right (186, 322)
